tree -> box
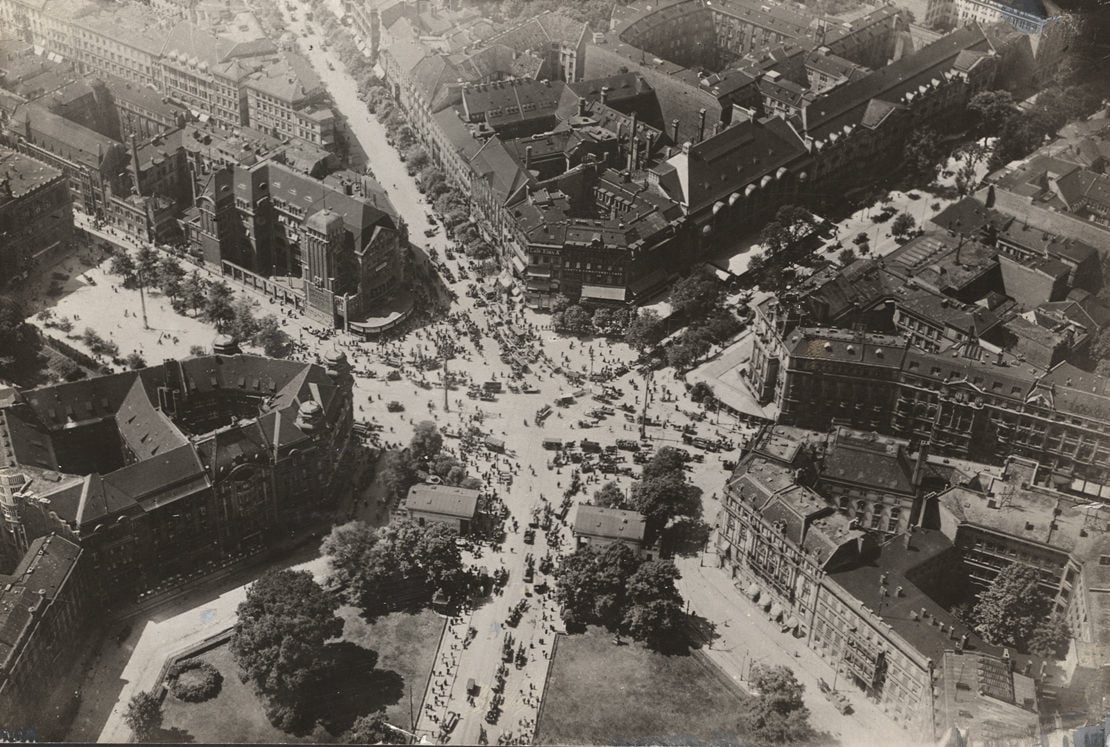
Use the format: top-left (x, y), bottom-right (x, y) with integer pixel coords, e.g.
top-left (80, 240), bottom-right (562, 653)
top-left (631, 472), bottom-right (703, 536)
top-left (669, 268), bottom-right (723, 319)
top-left (891, 212), bottom-right (916, 241)
top-left (1029, 612), bottom-right (1070, 660)
top-left (739, 665), bottom-right (815, 746)
top-left (0, 296), bottom-right (42, 382)
top-left (379, 449), bottom-right (417, 501)
top-left (622, 560), bottom-right (686, 648)
top-left (126, 351), bottom-right (146, 370)
top-left (254, 315), bottom-right (290, 358)
top-left (759, 205), bottom-right (817, 257)
top-left (624, 309), bottom-right (662, 352)
top-left (973, 563), bottom-right (1051, 650)
top-left (110, 251), bottom-right (139, 288)
top-left (554, 543), bottom-right (640, 631)
top-left (410, 420), bottom-right (443, 461)
top-left (231, 569), bottom-right (343, 732)
top-left (124, 690), bottom-right (163, 741)
top-left (189, 344), bottom-right (206, 356)
top-left (592, 307), bottom-right (614, 331)
top-left (837, 248), bottom-right (858, 266)
top-left (968, 90), bottom-right (1017, 134)
top-left (594, 481), bottom-right (627, 509)
top-left (136, 244), bottom-right (160, 284)
top-left (343, 710), bottom-right (390, 744)
top-left (903, 127), bottom-right (942, 181)
top-left (157, 255), bottom-right (186, 300)
top-left (204, 281), bottom-right (236, 329)
top-left (560, 305), bottom-right (592, 333)
top-left (642, 446), bottom-right (688, 482)
top-left (689, 381), bottom-right (715, 404)
top-left (228, 296), bottom-right (259, 342)
top-left (182, 272), bottom-right (209, 315)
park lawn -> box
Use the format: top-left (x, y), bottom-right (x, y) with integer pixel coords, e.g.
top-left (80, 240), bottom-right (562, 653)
top-left (161, 608), bottom-right (443, 742)
top-left (536, 627), bottom-right (751, 746)
top-left (161, 644), bottom-right (321, 744)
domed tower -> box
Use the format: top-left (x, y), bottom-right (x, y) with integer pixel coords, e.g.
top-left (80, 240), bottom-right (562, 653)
top-left (213, 334), bottom-right (240, 356)
top-left (295, 400), bottom-right (325, 434)
top-left (324, 349), bottom-right (353, 390)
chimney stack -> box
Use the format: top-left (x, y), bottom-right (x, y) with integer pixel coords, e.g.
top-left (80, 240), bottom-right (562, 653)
top-left (600, 86), bottom-right (610, 106)
top-left (577, 97), bottom-right (587, 118)
top-left (714, 120), bottom-right (723, 136)
top-left (525, 145), bottom-right (533, 171)
top-left (698, 108), bottom-right (707, 142)
top-left (671, 118), bottom-right (680, 144)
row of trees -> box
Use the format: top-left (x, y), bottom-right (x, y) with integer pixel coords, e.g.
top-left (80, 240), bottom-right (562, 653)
top-left (107, 248), bottom-right (290, 357)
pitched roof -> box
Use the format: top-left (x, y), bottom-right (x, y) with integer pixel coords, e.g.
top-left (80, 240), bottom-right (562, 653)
top-left (574, 504), bottom-right (646, 542)
top-left (404, 483), bottom-right (480, 519)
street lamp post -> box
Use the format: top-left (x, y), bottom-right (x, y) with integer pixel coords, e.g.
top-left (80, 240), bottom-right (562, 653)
top-left (137, 264), bottom-right (150, 330)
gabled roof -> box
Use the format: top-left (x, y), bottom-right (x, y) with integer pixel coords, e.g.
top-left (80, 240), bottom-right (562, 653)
top-left (574, 504), bottom-right (646, 542)
top-left (404, 483), bottom-right (480, 519)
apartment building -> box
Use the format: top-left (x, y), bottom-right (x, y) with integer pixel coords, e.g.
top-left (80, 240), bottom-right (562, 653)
top-left (0, 145), bottom-right (73, 287)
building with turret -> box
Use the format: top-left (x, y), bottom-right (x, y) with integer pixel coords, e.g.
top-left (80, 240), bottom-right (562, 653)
top-left (0, 344), bottom-right (355, 601)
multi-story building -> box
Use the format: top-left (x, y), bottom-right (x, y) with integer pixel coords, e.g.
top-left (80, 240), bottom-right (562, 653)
top-left (717, 426), bottom-right (1046, 741)
top-left (0, 533), bottom-right (91, 733)
top-left (510, 158), bottom-right (689, 306)
top-left (4, 102), bottom-right (129, 218)
top-left (182, 160), bottom-right (405, 330)
top-left (0, 145), bottom-right (73, 287)
top-left (747, 293), bottom-right (1110, 482)
top-left (480, 11), bottom-right (588, 83)
top-left (242, 54), bottom-right (336, 151)
top-left (0, 347), bottom-right (355, 601)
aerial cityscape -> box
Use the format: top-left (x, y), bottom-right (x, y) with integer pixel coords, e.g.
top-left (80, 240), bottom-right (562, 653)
top-left (0, 0), bottom-right (1107, 741)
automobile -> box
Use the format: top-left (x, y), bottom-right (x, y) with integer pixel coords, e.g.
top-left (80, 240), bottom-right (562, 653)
top-left (523, 384), bottom-right (540, 394)
top-left (424, 227), bottom-right (438, 237)
top-left (386, 401), bottom-right (404, 412)
top-left (442, 711), bottom-right (461, 734)
top-left (523, 567), bottom-right (534, 583)
top-left (616, 439), bottom-right (640, 451)
top-left (426, 213), bottom-right (436, 223)
top-left (523, 528), bottom-right (535, 545)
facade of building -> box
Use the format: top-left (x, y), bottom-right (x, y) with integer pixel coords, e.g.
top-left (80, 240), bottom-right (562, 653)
top-left (0, 145), bottom-right (73, 287)
top-left (572, 504), bottom-right (648, 556)
top-left (716, 426), bottom-right (1047, 741)
top-left (0, 533), bottom-right (90, 732)
top-left (0, 348), bottom-right (355, 601)
top-left (182, 159), bottom-right (405, 327)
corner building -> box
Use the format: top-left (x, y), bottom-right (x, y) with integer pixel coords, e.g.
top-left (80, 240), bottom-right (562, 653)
top-left (0, 348), bottom-right (355, 602)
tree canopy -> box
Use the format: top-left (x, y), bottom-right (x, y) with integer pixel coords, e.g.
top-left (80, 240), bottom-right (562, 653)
top-left (669, 268), bottom-right (724, 319)
top-left (759, 205), bottom-right (817, 257)
top-left (321, 519), bottom-right (466, 619)
top-left (972, 563), bottom-right (1059, 653)
top-left (124, 690), bottom-right (164, 741)
top-left (231, 569), bottom-right (344, 732)
top-left (594, 481), bottom-right (628, 509)
top-left (738, 665), bottom-right (816, 746)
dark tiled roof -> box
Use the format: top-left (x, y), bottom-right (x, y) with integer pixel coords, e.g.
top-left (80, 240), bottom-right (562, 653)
top-left (794, 26), bottom-right (990, 140)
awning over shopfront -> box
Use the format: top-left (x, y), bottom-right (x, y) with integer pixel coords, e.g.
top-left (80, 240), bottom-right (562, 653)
top-left (760, 596), bottom-right (773, 610)
top-left (783, 616), bottom-right (800, 632)
top-left (745, 583), bottom-right (760, 600)
top-left (769, 603), bottom-right (784, 621)
top-left (581, 284), bottom-right (627, 302)
top-left (511, 256), bottom-right (526, 275)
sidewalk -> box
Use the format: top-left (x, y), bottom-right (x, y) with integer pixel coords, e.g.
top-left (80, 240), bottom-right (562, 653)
top-left (675, 555), bottom-right (920, 747)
